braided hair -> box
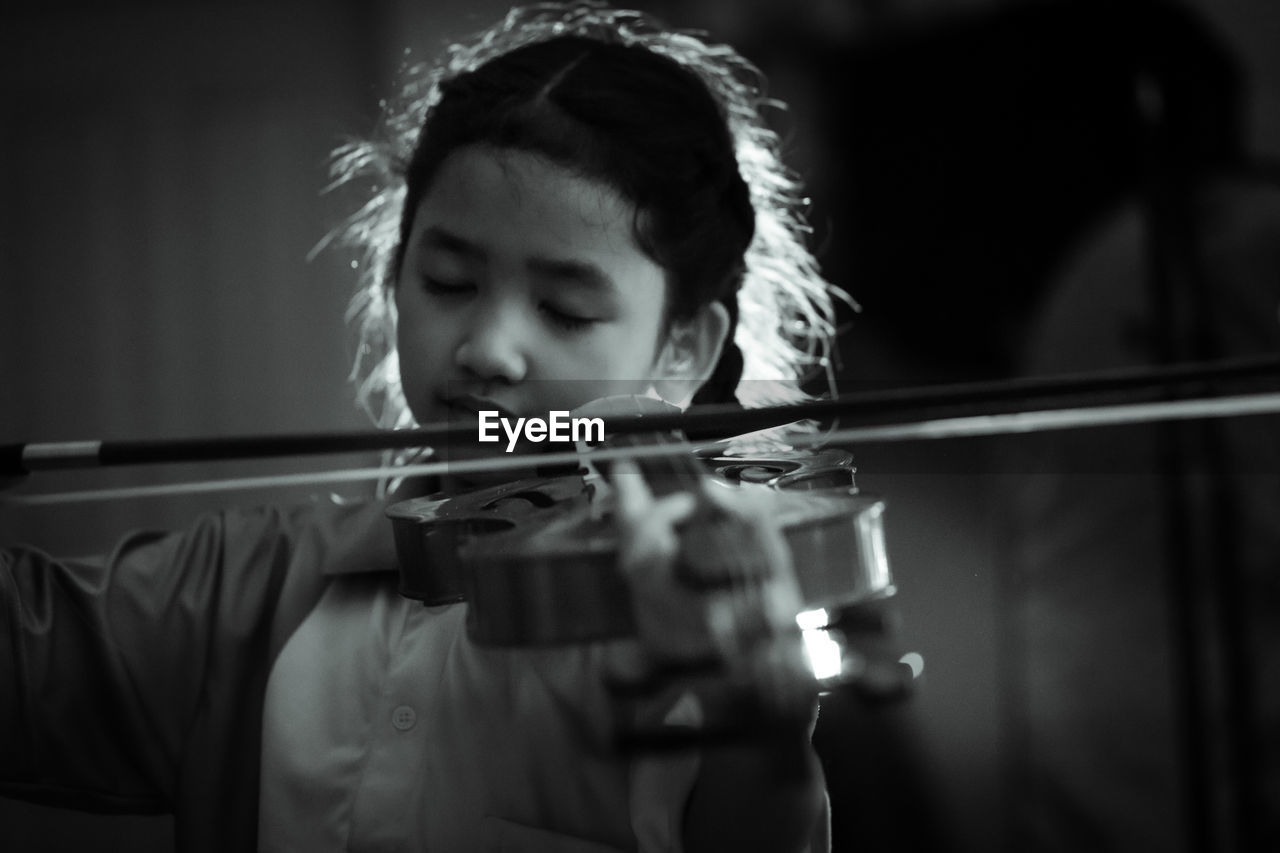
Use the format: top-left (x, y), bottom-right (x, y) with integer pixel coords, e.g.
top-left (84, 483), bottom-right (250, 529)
top-left (326, 2), bottom-right (843, 428)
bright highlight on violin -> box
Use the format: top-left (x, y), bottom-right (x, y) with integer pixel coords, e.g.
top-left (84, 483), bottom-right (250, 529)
top-left (476, 410), bottom-right (605, 452)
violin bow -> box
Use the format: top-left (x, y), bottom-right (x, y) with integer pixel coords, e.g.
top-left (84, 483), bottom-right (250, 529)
top-left (5, 353), bottom-right (1280, 505)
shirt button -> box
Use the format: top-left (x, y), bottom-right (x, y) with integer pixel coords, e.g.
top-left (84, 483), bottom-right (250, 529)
top-left (391, 705), bottom-right (417, 732)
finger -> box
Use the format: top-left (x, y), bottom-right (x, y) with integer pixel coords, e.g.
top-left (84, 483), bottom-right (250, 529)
top-left (617, 491), bottom-right (698, 578)
top-left (649, 491), bottom-right (699, 528)
top-left (609, 458), bottom-right (653, 521)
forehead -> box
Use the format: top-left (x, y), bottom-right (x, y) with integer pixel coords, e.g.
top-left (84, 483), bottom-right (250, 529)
top-left (409, 145), bottom-right (644, 260)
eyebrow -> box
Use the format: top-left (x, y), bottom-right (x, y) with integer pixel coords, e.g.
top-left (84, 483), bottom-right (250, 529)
top-left (417, 226), bottom-right (618, 294)
top-left (416, 227), bottom-right (483, 261)
top-left (526, 257), bottom-right (617, 294)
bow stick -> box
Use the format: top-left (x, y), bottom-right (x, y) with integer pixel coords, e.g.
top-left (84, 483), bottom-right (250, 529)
top-left (4, 354), bottom-right (1279, 505)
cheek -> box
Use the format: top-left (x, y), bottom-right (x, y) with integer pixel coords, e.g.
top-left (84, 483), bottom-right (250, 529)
top-left (393, 289), bottom-right (416, 352)
top-left (599, 293), bottom-right (668, 378)
top-left (395, 285), bottom-right (443, 351)
top-left (629, 336), bottom-right (665, 379)
top-left (392, 289), bottom-right (417, 370)
top-left (590, 334), bottom-right (667, 390)
top-left (633, 313), bottom-right (671, 376)
top-left (392, 289), bottom-right (443, 398)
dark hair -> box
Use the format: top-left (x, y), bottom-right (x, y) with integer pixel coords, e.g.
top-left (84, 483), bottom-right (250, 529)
top-left (331, 4), bottom-right (839, 428)
top-left (393, 36), bottom-right (754, 404)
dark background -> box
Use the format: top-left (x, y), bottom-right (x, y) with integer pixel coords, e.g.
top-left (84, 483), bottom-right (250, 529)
top-left (3, 1), bottom-right (1279, 850)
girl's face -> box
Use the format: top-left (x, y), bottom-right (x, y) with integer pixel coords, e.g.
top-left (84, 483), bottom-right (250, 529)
top-left (395, 145), bottom-right (701, 441)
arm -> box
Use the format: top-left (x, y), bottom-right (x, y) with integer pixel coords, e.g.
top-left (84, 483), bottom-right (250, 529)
top-left (0, 498), bottom-right (388, 815)
top-left (1, 529), bottom-right (226, 812)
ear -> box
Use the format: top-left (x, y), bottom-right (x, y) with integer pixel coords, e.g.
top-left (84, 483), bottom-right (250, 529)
top-left (650, 301), bottom-right (730, 407)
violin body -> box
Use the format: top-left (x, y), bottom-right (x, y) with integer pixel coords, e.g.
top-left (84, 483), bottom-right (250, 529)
top-left (386, 447), bottom-right (892, 647)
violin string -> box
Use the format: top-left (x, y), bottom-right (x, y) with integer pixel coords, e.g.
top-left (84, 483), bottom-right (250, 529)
top-left (7, 390), bottom-right (1280, 506)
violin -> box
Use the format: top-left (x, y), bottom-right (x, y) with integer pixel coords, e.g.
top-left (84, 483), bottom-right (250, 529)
top-left (382, 394), bottom-right (908, 745)
top-left (387, 447), bottom-right (889, 644)
top-left (8, 354), bottom-right (1280, 731)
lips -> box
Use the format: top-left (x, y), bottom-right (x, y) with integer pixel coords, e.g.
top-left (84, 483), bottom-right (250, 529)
top-left (436, 393), bottom-right (520, 422)
top-left (432, 392), bottom-right (542, 463)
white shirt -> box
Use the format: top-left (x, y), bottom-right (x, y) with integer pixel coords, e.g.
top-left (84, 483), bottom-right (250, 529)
top-left (259, 574), bottom-right (699, 852)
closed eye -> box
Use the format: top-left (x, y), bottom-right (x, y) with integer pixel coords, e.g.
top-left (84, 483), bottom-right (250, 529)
top-left (421, 277), bottom-right (475, 296)
top-left (539, 303), bottom-right (598, 332)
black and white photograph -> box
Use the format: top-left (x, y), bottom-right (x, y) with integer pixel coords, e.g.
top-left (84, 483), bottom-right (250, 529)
top-left (3, 1), bottom-right (1278, 851)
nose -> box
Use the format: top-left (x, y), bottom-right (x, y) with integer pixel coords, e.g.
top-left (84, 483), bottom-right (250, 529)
top-left (453, 302), bottom-right (528, 384)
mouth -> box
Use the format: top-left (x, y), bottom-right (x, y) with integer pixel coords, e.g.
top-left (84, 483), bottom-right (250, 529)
top-left (431, 393), bottom-right (551, 469)
top-left (436, 393), bottom-right (522, 422)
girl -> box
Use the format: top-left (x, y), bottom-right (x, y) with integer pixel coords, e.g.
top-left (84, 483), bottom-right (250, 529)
top-left (2, 3), bottom-right (842, 851)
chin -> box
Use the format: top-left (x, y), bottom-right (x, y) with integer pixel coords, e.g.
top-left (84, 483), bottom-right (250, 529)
top-left (432, 434), bottom-right (546, 486)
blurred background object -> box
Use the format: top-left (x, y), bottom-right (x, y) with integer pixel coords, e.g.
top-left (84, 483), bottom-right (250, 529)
top-left (3, 1), bottom-right (1278, 850)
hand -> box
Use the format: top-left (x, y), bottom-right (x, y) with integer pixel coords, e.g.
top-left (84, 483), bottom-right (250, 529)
top-left (607, 459), bottom-right (816, 730)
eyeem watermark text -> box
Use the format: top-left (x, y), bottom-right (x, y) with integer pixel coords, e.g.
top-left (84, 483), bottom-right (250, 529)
top-left (478, 410), bottom-right (605, 452)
